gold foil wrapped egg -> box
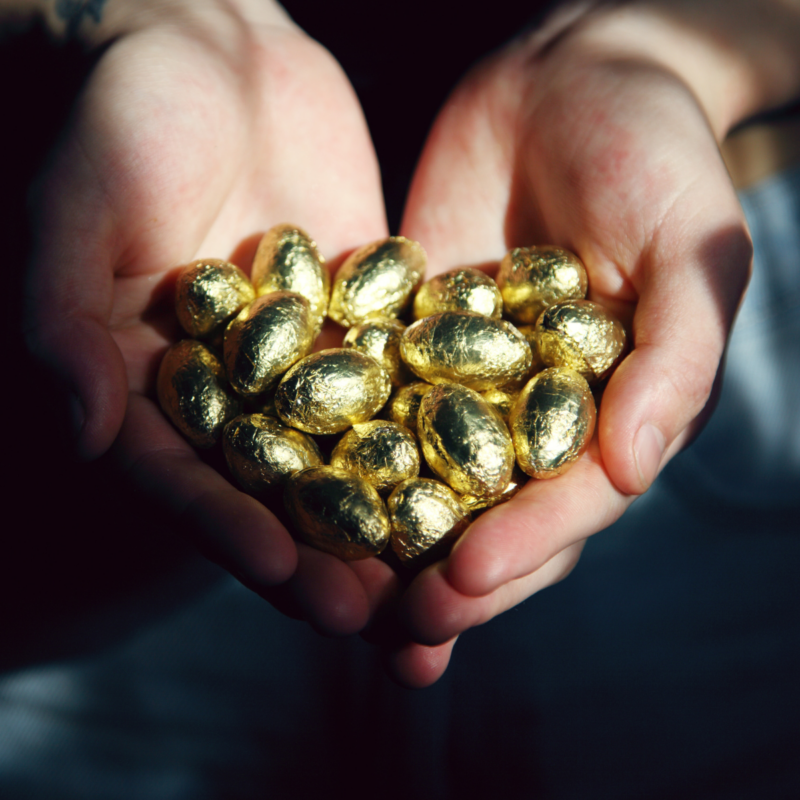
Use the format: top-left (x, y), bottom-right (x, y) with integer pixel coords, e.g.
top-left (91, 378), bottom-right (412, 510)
top-left (461, 469), bottom-right (525, 513)
top-left (250, 223), bottom-right (329, 334)
top-left (342, 317), bottom-right (412, 388)
top-left (419, 383), bottom-right (515, 498)
top-left (413, 268), bottom-right (503, 320)
top-left (480, 388), bottom-right (519, 422)
top-left (535, 299), bottom-right (627, 384)
top-left (386, 382), bottom-right (433, 431)
top-left (223, 413), bottom-right (323, 493)
top-left (223, 291), bottom-right (314, 397)
top-left (388, 478), bottom-right (471, 568)
top-left (401, 311), bottom-right (532, 391)
top-left (284, 466), bottom-right (390, 560)
top-left (330, 420), bottom-right (420, 495)
top-left (157, 339), bottom-right (241, 449)
top-left (497, 246), bottom-right (588, 325)
top-left (274, 348), bottom-right (391, 435)
top-left (509, 367), bottom-right (596, 479)
top-left (328, 236), bottom-right (426, 327)
top-left (175, 259), bottom-right (255, 341)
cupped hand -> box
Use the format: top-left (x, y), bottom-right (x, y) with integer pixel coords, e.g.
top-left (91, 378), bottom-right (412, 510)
top-left (23, 0), bottom-right (393, 636)
top-left (389, 3), bottom-right (759, 686)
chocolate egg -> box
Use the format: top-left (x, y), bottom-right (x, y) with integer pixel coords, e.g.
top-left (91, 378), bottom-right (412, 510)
top-left (419, 383), bottom-right (515, 498)
top-left (224, 291), bottom-right (314, 397)
top-left (157, 339), bottom-right (241, 449)
top-left (497, 246), bottom-right (588, 325)
top-left (509, 367), bottom-right (596, 479)
top-left (385, 381), bottom-right (433, 431)
top-left (284, 466), bottom-right (390, 560)
top-left (328, 236), bottom-right (426, 327)
top-left (331, 420), bottom-right (420, 494)
top-left (175, 259), bottom-right (255, 340)
top-left (480, 388), bottom-right (519, 422)
top-left (515, 324), bottom-right (547, 376)
top-left (342, 317), bottom-right (412, 387)
top-left (536, 299), bottom-right (626, 384)
top-left (388, 478), bottom-right (471, 568)
top-left (275, 348), bottom-right (391, 435)
top-left (413, 268), bottom-right (503, 320)
top-left (250, 223), bottom-right (329, 334)
top-left (223, 413), bottom-right (323, 493)
top-left (461, 470), bottom-right (525, 513)
top-left (401, 311), bottom-right (532, 391)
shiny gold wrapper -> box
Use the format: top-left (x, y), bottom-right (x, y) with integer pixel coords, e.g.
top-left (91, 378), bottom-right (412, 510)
top-left (224, 291), bottom-right (314, 397)
top-left (275, 348), bottom-right (391, 435)
top-left (284, 466), bottom-right (390, 560)
top-left (331, 421), bottom-right (420, 495)
top-left (536, 299), bottom-right (626, 384)
top-left (509, 367), bottom-right (596, 479)
top-left (250, 224), bottom-right (329, 334)
top-left (223, 413), bottom-right (323, 493)
top-left (516, 324), bottom-right (547, 375)
top-left (481, 388), bottom-right (519, 423)
top-left (497, 246), bottom-right (588, 325)
top-left (413, 268), bottom-right (503, 320)
top-left (401, 311), bottom-right (532, 391)
top-left (175, 259), bottom-right (255, 340)
top-left (328, 236), bottom-right (426, 327)
top-left (388, 478), bottom-right (471, 568)
top-left (386, 382), bottom-right (433, 431)
top-left (342, 317), bottom-right (412, 388)
top-left (157, 339), bottom-right (241, 449)
top-left (419, 383), bottom-right (515, 498)
top-left (461, 470), bottom-right (524, 513)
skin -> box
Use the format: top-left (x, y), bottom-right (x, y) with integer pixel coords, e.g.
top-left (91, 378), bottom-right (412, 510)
top-left (18, 0), bottom-right (800, 688)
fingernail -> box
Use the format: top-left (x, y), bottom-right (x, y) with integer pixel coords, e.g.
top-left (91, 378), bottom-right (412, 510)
top-left (634, 423), bottom-right (666, 490)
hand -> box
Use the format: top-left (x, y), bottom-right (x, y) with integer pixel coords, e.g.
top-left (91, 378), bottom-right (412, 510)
top-left (385, 0), bottom-right (800, 686)
top-left (23, 0), bottom-right (392, 635)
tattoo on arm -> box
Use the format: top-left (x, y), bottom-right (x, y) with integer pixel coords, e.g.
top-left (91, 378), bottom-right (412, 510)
top-left (55, 0), bottom-right (109, 38)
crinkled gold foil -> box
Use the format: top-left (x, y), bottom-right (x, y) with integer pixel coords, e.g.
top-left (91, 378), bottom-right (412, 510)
top-left (275, 348), bottom-right (391, 435)
top-left (157, 339), bottom-right (241, 449)
top-left (401, 311), bottom-right (532, 391)
top-left (223, 291), bottom-right (314, 397)
top-left (497, 246), bottom-right (588, 325)
top-left (461, 470), bottom-right (525, 513)
top-left (419, 383), bottom-right (515, 497)
top-left (515, 324), bottom-right (547, 375)
top-left (388, 478), bottom-right (471, 568)
top-left (536, 299), bottom-right (626, 384)
top-left (223, 413), bottom-right (323, 493)
top-left (413, 268), bottom-right (503, 320)
top-left (284, 466), bottom-right (390, 560)
top-left (250, 223), bottom-right (329, 335)
top-left (175, 259), bottom-right (255, 340)
top-left (481, 388), bottom-right (519, 422)
top-left (342, 317), bottom-right (412, 388)
top-left (509, 367), bottom-right (596, 479)
top-left (386, 381), bottom-right (433, 431)
top-left (330, 420), bottom-right (419, 495)
top-left (328, 236), bottom-right (426, 327)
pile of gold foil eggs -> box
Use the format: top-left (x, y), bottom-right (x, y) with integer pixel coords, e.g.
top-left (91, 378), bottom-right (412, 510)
top-left (157, 225), bottom-right (627, 568)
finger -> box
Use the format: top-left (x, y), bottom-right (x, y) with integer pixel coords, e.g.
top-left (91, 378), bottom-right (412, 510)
top-left (402, 543), bottom-right (584, 647)
top-left (383, 636), bottom-right (458, 689)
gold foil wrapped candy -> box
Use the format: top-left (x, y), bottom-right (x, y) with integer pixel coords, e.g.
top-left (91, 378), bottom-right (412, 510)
top-left (223, 291), bottom-right (315, 397)
top-left (413, 268), bottom-right (503, 320)
top-left (401, 311), bottom-right (532, 391)
top-left (419, 383), bottom-right (515, 498)
top-left (481, 388), bottom-right (519, 423)
top-left (509, 367), bottom-right (596, 479)
top-left (284, 466), bottom-right (390, 560)
top-left (342, 317), bottom-right (411, 388)
top-left (250, 224), bottom-right (329, 334)
top-left (175, 259), bottom-right (255, 341)
top-left (223, 414), bottom-right (323, 493)
top-left (157, 339), bottom-right (241, 449)
top-left (275, 348), bottom-right (391, 435)
top-left (497, 246), bottom-right (588, 325)
top-left (386, 381), bottom-right (433, 431)
top-left (330, 420), bottom-right (420, 495)
top-left (328, 236), bottom-right (426, 327)
top-left (536, 299), bottom-right (626, 385)
top-left (388, 478), bottom-right (471, 568)
top-left (460, 473), bottom-right (524, 514)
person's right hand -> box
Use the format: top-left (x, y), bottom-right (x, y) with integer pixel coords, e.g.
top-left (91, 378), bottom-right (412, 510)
top-left (23, 0), bottom-right (396, 636)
